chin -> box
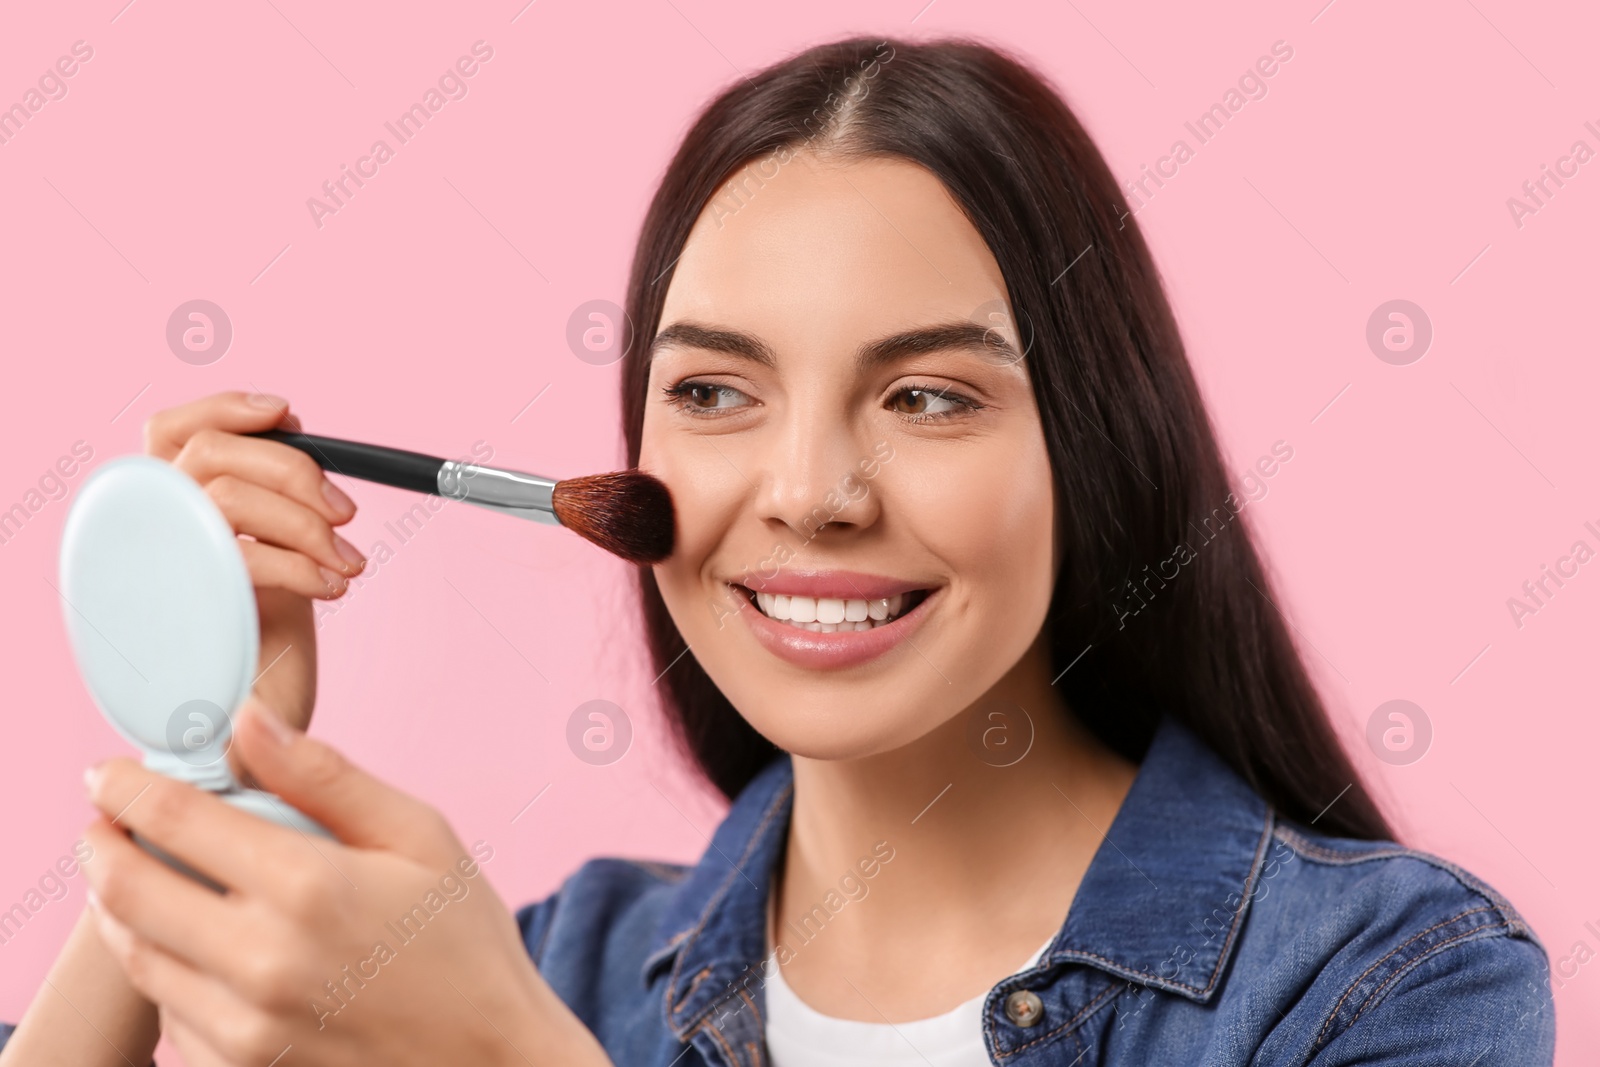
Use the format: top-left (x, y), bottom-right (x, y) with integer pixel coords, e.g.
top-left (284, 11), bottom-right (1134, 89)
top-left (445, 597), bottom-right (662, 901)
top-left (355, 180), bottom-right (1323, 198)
top-left (737, 694), bottom-right (952, 763)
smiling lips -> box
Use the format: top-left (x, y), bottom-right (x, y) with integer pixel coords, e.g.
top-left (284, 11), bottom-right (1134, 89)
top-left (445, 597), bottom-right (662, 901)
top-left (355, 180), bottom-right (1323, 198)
top-left (729, 570), bottom-right (937, 669)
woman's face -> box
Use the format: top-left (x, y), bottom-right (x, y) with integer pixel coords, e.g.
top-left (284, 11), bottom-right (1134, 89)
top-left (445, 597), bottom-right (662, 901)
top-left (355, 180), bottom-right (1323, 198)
top-left (641, 152), bottom-right (1059, 760)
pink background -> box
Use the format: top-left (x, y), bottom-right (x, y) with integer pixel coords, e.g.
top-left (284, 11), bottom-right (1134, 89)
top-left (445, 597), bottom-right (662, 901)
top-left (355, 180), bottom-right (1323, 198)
top-left (1, 0), bottom-right (1595, 1061)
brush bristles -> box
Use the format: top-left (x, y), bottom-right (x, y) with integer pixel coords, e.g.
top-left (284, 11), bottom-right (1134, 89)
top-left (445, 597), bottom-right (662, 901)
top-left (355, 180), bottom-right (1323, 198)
top-left (550, 470), bottom-right (676, 564)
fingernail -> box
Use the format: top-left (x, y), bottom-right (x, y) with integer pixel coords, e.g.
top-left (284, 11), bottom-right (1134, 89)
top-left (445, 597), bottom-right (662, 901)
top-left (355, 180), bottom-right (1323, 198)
top-left (255, 706), bottom-right (299, 746)
top-left (247, 392), bottom-right (288, 411)
top-left (83, 764), bottom-right (104, 793)
top-left (322, 479), bottom-right (355, 517)
top-left (333, 535), bottom-right (365, 573)
top-left (318, 566), bottom-right (346, 595)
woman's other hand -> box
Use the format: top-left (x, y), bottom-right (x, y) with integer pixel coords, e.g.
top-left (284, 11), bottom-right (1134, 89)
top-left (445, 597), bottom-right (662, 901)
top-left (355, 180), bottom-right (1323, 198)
top-left (79, 700), bottom-right (611, 1067)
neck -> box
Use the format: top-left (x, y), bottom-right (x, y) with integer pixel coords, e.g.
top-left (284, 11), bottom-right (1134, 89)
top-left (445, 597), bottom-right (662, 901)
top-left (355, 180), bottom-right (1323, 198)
top-left (772, 633), bottom-right (1138, 1019)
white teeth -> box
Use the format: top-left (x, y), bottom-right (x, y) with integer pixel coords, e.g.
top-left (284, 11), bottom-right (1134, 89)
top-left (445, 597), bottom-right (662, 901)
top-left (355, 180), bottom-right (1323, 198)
top-left (745, 586), bottom-right (924, 631)
top-left (769, 618), bottom-right (881, 633)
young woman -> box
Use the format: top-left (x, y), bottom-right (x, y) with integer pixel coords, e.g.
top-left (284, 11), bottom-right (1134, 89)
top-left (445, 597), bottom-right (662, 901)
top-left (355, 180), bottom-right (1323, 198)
top-left (1, 35), bottom-right (1555, 1067)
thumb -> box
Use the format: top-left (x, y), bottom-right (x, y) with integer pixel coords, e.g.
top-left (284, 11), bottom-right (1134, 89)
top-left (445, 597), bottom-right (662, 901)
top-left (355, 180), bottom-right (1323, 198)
top-left (232, 698), bottom-right (457, 865)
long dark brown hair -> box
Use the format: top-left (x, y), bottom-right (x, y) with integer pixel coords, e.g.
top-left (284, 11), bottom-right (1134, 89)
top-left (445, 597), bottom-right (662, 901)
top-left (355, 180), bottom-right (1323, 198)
top-left (619, 35), bottom-right (1392, 841)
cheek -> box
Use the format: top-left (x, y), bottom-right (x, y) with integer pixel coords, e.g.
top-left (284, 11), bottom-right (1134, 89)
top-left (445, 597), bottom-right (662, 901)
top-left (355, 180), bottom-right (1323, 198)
top-left (639, 416), bottom-right (751, 608)
top-left (994, 446), bottom-right (1056, 575)
top-left (899, 434), bottom-right (1055, 624)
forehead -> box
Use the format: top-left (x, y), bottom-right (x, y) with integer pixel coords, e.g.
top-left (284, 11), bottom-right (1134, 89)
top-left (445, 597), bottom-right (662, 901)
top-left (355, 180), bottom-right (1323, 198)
top-left (659, 153), bottom-right (1009, 348)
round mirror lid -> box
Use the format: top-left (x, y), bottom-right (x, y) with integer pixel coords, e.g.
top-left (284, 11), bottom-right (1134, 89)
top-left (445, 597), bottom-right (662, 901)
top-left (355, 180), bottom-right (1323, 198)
top-left (58, 456), bottom-right (257, 790)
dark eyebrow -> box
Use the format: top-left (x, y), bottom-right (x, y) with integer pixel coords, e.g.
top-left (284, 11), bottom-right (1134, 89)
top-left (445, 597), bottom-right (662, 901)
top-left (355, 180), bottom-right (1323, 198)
top-left (650, 322), bottom-right (778, 367)
top-left (649, 319), bottom-right (1021, 369)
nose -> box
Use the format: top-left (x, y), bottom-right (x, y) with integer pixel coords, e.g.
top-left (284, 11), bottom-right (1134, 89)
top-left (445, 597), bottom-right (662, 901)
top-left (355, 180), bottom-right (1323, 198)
top-left (752, 411), bottom-right (882, 543)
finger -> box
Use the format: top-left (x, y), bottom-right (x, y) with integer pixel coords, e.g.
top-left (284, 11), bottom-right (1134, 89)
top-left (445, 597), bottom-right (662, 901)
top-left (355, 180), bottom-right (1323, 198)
top-left (251, 588), bottom-right (317, 730)
top-left (85, 758), bottom-right (343, 906)
top-left (241, 538), bottom-right (350, 600)
top-left (82, 815), bottom-right (249, 976)
top-left (95, 907), bottom-right (283, 1067)
top-left (234, 700), bottom-right (460, 864)
top-left (143, 391), bottom-right (294, 462)
top-left (172, 428), bottom-right (357, 528)
top-left (164, 1016), bottom-right (246, 1067)
top-left (210, 475), bottom-right (365, 580)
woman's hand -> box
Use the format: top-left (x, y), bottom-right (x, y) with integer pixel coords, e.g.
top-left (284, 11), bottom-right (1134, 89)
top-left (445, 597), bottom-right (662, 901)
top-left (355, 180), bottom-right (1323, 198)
top-left (143, 390), bottom-right (366, 737)
top-left (80, 701), bottom-right (611, 1067)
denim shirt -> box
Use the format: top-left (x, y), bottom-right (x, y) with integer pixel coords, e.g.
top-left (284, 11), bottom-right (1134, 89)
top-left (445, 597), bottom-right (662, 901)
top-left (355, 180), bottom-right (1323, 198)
top-left (517, 717), bottom-right (1556, 1065)
top-left (0, 717), bottom-right (1556, 1064)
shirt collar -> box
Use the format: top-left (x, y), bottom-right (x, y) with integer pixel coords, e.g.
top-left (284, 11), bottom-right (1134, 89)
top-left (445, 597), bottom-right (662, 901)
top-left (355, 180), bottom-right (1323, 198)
top-left (642, 715), bottom-right (1274, 1036)
top-left (642, 754), bottom-right (793, 1038)
top-left (1043, 716), bottom-right (1275, 1001)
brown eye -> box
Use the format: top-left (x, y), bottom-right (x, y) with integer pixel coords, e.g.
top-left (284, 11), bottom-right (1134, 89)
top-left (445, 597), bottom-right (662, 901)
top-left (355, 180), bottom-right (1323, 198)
top-left (891, 389), bottom-right (933, 415)
top-left (889, 387), bottom-right (964, 418)
top-left (663, 380), bottom-right (752, 416)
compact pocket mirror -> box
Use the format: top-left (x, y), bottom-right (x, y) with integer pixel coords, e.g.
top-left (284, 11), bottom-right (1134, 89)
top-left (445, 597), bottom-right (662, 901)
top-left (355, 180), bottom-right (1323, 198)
top-left (58, 456), bottom-right (332, 886)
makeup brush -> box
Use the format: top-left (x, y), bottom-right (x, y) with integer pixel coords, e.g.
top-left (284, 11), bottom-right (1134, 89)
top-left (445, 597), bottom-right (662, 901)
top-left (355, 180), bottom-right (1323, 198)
top-left (246, 430), bottom-right (674, 564)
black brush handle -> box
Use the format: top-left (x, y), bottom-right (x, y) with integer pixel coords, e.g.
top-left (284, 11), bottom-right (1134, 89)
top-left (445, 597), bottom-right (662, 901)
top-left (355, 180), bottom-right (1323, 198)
top-left (248, 430), bottom-right (446, 496)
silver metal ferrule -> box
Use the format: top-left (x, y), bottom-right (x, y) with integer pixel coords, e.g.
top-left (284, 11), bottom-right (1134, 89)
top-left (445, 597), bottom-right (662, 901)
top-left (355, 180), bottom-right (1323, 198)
top-left (437, 461), bottom-right (562, 526)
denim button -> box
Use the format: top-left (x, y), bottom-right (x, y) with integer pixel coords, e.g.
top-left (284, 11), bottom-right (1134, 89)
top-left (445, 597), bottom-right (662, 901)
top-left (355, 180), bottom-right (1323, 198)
top-left (1005, 989), bottom-right (1044, 1027)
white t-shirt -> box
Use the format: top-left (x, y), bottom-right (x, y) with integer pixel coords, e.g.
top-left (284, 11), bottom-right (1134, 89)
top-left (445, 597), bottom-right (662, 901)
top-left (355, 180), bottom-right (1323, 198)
top-left (763, 898), bottom-right (1053, 1067)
